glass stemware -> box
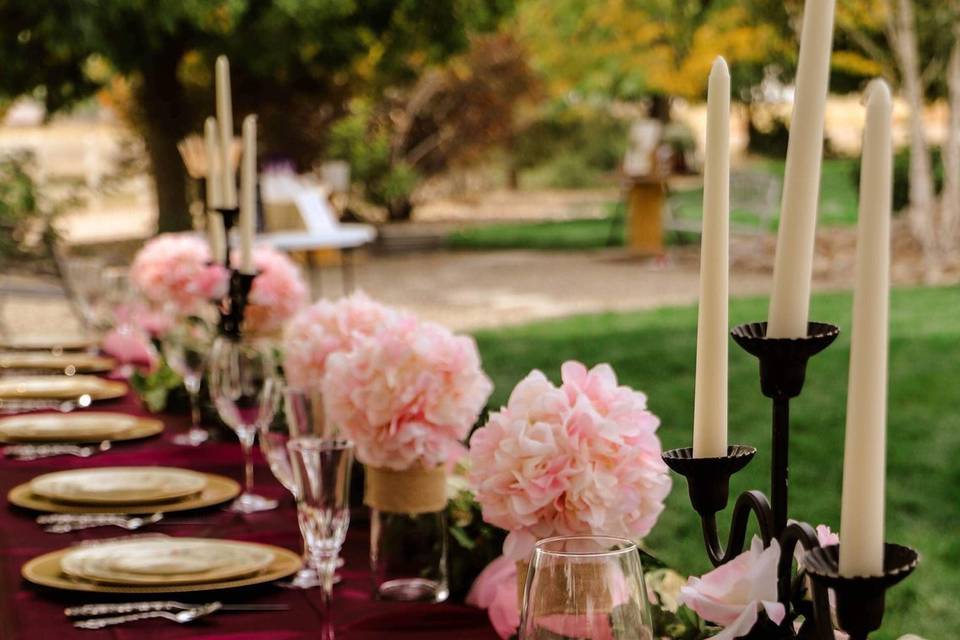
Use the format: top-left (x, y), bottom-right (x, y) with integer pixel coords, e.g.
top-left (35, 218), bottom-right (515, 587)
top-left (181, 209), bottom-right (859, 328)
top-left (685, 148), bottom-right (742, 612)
top-left (259, 387), bottom-right (338, 589)
top-left (287, 437), bottom-right (354, 640)
top-left (519, 535), bottom-right (654, 640)
top-left (161, 317), bottom-right (213, 446)
top-left (208, 336), bottom-right (281, 513)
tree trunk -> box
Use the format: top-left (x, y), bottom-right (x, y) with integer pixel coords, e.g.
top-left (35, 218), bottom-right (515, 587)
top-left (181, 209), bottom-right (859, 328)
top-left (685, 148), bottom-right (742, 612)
top-left (134, 50), bottom-right (191, 233)
top-left (939, 33), bottom-right (960, 255)
top-left (889, 0), bottom-right (937, 273)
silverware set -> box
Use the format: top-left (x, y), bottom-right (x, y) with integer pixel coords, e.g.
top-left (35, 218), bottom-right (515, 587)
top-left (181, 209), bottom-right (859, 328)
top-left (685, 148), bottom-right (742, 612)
top-left (37, 512), bottom-right (205, 533)
top-left (67, 601), bottom-right (288, 629)
top-left (4, 440), bottom-right (110, 460)
top-left (0, 393), bottom-right (93, 414)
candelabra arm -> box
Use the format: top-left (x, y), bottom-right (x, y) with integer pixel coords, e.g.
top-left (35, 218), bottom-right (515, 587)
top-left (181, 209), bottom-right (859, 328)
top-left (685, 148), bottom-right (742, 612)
top-left (778, 522), bottom-right (834, 640)
top-left (701, 490), bottom-right (774, 566)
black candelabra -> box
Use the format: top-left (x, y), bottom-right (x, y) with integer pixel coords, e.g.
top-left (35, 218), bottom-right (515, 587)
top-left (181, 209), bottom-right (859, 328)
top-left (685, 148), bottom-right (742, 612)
top-left (662, 321), bottom-right (918, 640)
top-left (213, 206), bottom-right (257, 340)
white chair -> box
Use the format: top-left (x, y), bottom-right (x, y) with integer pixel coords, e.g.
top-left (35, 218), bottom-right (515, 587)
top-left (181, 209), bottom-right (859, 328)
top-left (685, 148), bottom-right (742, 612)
top-left (258, 183), bottom-right (376, 296)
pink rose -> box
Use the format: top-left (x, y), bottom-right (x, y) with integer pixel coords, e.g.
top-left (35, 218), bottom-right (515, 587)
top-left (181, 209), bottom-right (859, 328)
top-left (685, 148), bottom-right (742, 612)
top-left (466, 555), bottom-right (520, 639)
top-left (469, 361), bottom-right (671, 561)
top-left (679, 537), bottom-right (786, 640)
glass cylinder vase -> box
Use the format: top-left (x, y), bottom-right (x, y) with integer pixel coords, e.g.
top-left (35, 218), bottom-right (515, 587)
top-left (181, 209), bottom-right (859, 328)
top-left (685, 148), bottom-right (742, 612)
top-left (366, 465), bottom-right (449, 603)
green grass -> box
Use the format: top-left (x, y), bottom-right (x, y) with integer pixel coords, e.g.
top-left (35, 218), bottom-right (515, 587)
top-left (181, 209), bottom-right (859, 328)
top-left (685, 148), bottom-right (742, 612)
top-left (472, 285), bottom-right (960, 640)
top-left (448, 157), bottom-right (860, 250)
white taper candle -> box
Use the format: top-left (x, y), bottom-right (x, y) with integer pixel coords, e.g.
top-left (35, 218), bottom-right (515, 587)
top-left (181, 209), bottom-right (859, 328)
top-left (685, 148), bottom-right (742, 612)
top-left (692, 57), bottom-right (730, 459)
top-left (239, 114), bottom-right (257, 274)
top-left (839, 79), bottom-right (892, 578)
top-left (215, 56), bottom-right (237, 208)
top-left (767, 0), bottom-right (836, 338)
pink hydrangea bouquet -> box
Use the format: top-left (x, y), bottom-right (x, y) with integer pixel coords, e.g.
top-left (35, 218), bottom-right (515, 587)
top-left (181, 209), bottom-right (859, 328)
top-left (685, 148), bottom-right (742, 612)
top-left (323, 311), bottom-right (494, 471)
top-left (468, 360), bottom-right (672, 562)
top-left (130, 233), bottom-right (228, 316)
top-left (236, 245), bottom-right (308, 336)
top-left (282, 291), bottom-right (395, 393)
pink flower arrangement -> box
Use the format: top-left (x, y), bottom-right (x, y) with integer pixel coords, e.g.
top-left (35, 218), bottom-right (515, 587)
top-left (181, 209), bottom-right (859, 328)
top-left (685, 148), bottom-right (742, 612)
top-left (322, 312), bottom-right (493, 471)
top-left (130, 233), bottom-right (228, 315)
top-left (282, 291), bottom-right (395, 392)
top-left (466, 555), bottom-right (521, 639)
top-left (679, 537), bottom-right (786, 640)
top-left (236, 246), bottom-right (308, 336)
top-left (468, 361), bottom-right (671, 562)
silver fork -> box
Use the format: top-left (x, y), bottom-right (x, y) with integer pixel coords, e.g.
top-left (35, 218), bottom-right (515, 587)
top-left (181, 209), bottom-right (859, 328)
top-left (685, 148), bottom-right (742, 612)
top-left (40, 513), bottom-right (165, 533)
top-left (0, 393), bottom-right (92, 414)
top-left (5, 440), bottom-right (110, 460)
top-left (73, 602), bottom-right (222, 629)
top-left (66, 601), bottom-right (289, 616)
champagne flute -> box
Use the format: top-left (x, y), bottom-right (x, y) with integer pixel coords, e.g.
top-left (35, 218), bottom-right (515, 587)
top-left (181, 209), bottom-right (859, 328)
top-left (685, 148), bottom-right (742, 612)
top-left (161, 316), bottom-right (212, 446)
top-left (519, 535), bottom-right (654, 640)
top-left (287, 437), bottom-right (354, 640)
top-left (208, 336), bottom-right (281, 513)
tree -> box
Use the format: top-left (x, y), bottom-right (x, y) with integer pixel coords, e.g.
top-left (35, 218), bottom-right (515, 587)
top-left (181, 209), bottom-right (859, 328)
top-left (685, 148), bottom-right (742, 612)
top-left (0, 0), bottom-right (513, 231)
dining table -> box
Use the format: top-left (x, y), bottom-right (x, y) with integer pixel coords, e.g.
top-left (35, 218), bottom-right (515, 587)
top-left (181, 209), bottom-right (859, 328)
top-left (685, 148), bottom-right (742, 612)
top-left (0, 389), bottom-right (499, 639)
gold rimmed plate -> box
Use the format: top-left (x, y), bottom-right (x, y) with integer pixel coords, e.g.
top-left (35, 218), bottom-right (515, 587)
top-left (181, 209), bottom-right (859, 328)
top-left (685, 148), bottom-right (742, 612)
top-left (0, 412), bottom-right (163, 443)
top-left (0, 335), bottom-right (98, 352)
top-left (8, 472), bottom-right (240, 514)
top-left (0, 375), bottom-right (126, 401)
top-left (30, 467), bottom-right (209, 506)
top-left (23, 541), bottom-right (301, 594)
top-left (0, 351), bottom-right (115, 374)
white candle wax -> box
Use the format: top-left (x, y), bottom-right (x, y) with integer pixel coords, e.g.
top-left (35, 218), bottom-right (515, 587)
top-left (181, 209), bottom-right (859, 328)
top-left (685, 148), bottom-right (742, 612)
top-left (203, 117), bottom-right (222, 209)
top-left (692, 57), bottom-right (730, 459)
top-left (767, 0), bottom-right (836, 338)
top-left (239, 114), bottom-right (257, 274)
top-left (208, 212), bottom-right (227, 265)
top-left (215, 56), bottom-right (237, 208)
top-left (839, 79), bottom-right (892, 578)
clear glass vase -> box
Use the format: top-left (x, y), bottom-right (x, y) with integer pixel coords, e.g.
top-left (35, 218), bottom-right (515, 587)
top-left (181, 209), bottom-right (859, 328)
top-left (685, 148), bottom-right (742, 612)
top-left (370, 507), bottom-right (449, 603)
top-left (365, 464), bottom-right (449, 603)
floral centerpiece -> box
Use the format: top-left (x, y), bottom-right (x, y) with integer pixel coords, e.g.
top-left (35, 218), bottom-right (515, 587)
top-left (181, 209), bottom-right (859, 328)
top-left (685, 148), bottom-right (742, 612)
top-left (237, 245), bottom-right (308, 337)
top-left (130, 233), bottom-right (228, 316)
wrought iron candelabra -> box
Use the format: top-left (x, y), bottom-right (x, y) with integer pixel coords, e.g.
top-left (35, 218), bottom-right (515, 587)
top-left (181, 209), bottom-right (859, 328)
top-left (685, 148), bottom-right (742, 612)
top-left (662, 321), bottom-right (918, 640)
top-left (213, 206), bottom-right (256, 340)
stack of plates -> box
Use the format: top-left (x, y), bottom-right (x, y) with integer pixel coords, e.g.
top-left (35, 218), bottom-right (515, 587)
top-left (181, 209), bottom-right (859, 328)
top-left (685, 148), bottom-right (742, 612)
top-left (0, 412), bottom-right (163, 443)
top-left (23, 537), bottom-right (301, 594)
top-left (0, 375), bottom-right (126, 401)
top-left (0, 351), bottom-right (115, 374)
top-left (8, 467), bottom-right (241, 514)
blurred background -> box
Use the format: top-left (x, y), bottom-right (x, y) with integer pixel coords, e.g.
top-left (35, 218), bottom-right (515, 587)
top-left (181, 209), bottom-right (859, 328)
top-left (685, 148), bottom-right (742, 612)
top-left (0, 2), bottom-right (957, 637)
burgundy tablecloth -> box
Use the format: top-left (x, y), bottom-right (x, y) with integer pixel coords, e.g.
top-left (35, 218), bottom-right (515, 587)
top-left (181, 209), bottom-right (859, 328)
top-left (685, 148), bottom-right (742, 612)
top-left (0, 391), bottom-right (497, 639)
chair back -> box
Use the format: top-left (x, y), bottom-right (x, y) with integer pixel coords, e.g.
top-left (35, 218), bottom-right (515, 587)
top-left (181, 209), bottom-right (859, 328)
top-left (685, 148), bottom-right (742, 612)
top-left (293, 188), bottom-right (339, 235)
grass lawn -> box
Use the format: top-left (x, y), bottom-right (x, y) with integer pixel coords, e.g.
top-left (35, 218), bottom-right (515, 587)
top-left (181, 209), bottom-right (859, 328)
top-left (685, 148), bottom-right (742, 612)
top-left (472, 285), bottom-right (959, 640)
top-left (448, 157), bottom-right (860, 250)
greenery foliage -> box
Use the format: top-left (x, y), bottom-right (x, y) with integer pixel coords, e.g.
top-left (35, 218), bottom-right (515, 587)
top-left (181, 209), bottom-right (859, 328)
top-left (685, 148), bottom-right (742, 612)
top-left (0, 152), bottom-right (70, 266)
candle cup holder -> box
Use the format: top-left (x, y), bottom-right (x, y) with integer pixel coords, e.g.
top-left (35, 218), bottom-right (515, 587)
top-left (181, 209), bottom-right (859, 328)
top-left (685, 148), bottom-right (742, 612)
top-left (215, 206), bottom-right (240, 237)
top-left (662, 445), bottom-right (756, 515)
top-left (731, 322), bottom-right (840, 400)
top-left (217, 269), bottom-right (258, 339)
top-left (801, 543), bottom-right (919, 640)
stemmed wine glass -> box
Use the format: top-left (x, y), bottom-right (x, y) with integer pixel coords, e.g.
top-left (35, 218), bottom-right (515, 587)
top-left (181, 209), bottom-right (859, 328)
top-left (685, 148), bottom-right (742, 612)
top-left (208, 336), bottom-right (281, 513)
top-left (519, 535), bottom-right (654, 640)
top-left (287, 437), bottom-right (354, 640)
top-left (260, 386), bottom-right (340, 588)
top-left (161, 316), bottom-right (213, 446)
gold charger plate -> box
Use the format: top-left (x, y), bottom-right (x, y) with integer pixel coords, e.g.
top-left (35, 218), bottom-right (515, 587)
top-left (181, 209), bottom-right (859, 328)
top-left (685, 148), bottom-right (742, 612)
top-left (0, 412), bottom-right (163, 443)
top-left (23, 542), bottom-right (301, 594)
top-left (8, 472), bottom-right (240, 514)
top-left (0, 375), bottom-right (126, 401)
top-left (30, 467), bottom-right (209, 506)
top-left (0, 335), bottom-right (97, 351)
top-left (0, 351), bottom-right (115, 374)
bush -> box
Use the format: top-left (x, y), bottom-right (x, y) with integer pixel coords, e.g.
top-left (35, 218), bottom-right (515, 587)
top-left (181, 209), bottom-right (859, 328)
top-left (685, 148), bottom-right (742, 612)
top-left (0, 152), bottom-right (62, 264)
top-left (849, 146), bottom-right (944, 213)
top-left (747, 114), bottom-right (790, 158)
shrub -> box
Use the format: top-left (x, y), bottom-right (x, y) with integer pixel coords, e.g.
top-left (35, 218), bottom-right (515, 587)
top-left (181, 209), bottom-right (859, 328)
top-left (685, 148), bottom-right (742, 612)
top-left (849, 147), bottom-right (944, 213)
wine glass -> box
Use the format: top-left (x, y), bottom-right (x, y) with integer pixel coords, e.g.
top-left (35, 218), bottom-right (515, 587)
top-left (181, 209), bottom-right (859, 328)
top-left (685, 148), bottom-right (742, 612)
top-left (161, 316), bottom-right (213, 446)
top-left (519, 535), bottom-right (654, 640)
top-left (208, 336), bottom-right (281, 513)
top-left (259, 386), bottom-right (340, 588)
top-left (287, 437), bottom-right (354, 640)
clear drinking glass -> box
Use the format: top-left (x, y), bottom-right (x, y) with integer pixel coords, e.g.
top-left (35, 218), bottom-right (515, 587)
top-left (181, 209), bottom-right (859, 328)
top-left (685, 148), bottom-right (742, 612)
top-left (208, 335), bottom-right (281, 513)
top-left (258, 387), bottom-right (340, 589)
top-left (287, 437), bottom-right (354, 640)
top-left (161, 317), bottom-right (212, 446)
top-left (519, 535), bottom-right (654, 640)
